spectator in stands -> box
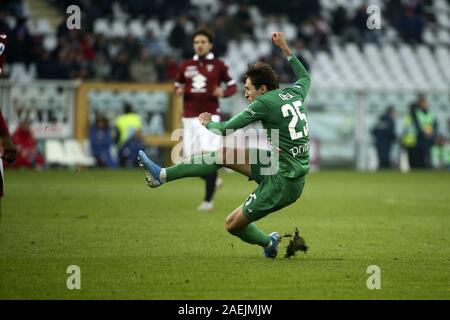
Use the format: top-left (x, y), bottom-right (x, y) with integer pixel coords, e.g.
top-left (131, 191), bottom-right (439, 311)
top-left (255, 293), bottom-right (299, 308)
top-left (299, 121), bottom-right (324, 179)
top-left (110, 49), bottom-right (131, 81)
top-left (91, 52), bottom-right (111, 80)
top-left (351, 5), bottom-right (380, 44)
top-left (9, 120), bottom-right (44, 169)
top-left (154, 55), bottom-right (168, 82)
top-left (79, 33), bottom-right (96, 62)
top-left (401, 103), bottom-right (420, 168)
top-left (0, 10), bottom-right (12, 35)
top-left (371, 106), bottom-right (397, 169)
top-left (298, 16), bottom-right (330, 52)
top-left (414, 95), bottom-right (437, 168)
top-left (93, 34), bottom-right (110, 60)
top-left (292, 39), bottom-right (310, 71)
top-left (164, 55), bottom-right (179, 81)
top-left (232, 3), bottom-right (254, 40)
top-left (397, 6), bottom-right (425, 43)
top-left (123, 34), bottom-right (141, 61)
top-left (168, 15), bottom-right (191, 58)
top-left (210, 16), bottom-right (228, 57)
top-left (7, 16), bottom-right (30, 65)
top-left (67, 49), bottom-right (90, 80)
top-left (89, 115), bottom-right (116, 168)
top-left (214, 4), bottom-right (241, 42)
top-left (115, 103), bottom-right (143, 168)
top-left (118, 129), bottom-right (145, 168)
top-left (331, 6), bottom-right (350, 37)
top-left (36, 51), bottom-right (55, 79)
top-left (145, 31), bottom-right (170, 58)
top-left (385, 0), bottom-right (404, 27)
top-left (269, 50), bottom-right (295, 83)
top-left (130, 47), bottom-right (157, 83)
top-left (431, 135), bottom-right (450, 169)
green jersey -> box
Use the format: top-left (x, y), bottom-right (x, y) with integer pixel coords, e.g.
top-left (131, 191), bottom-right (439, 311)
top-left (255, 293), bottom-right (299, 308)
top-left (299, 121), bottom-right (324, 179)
top-left (206, 55), bottom-right (311, 178)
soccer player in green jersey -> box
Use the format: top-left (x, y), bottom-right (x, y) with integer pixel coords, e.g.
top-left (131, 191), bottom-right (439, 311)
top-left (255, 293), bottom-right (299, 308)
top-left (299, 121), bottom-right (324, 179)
top-left (138, 32), bottom-right (310, 258)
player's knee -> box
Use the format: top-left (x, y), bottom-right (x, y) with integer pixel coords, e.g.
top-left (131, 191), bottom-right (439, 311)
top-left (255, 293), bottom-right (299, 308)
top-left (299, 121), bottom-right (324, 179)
top-left (225, 217), bottom-right (239, 234)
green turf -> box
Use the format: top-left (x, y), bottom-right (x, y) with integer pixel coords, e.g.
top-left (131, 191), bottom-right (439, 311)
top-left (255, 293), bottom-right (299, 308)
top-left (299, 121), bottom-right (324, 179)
top-left (0, 169), bottom-right (449, 299)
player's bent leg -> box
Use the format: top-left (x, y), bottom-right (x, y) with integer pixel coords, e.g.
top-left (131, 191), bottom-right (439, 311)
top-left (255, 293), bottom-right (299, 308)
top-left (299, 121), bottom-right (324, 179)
top-left (138, 150), bottom-right (163, 188)
top-left (225, 206), bottom-right (269, 248)
top-left (225, 206), bottom-right (281, 258)
top-left (164, 148), bottom-right (251, 182)
top-left (138, 148), bottom-right (253, 189)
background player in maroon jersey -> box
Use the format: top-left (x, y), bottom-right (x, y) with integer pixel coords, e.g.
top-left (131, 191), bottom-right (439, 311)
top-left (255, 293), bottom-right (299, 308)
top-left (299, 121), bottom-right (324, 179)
top-left (0, 111), bottom-right (17, 203)
top-left (0, 33), bottom-right (6, 75)
top-left (174, 29), bottom-right (237, 211)
top-left (0, 34), bottom-right (16, 202)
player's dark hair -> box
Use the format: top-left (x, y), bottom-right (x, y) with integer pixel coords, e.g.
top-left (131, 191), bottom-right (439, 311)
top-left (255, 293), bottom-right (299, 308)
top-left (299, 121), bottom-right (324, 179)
top-left (192, 28), bottom-right (213, 43)
top-left (243, 62), bottom-right (279, 91)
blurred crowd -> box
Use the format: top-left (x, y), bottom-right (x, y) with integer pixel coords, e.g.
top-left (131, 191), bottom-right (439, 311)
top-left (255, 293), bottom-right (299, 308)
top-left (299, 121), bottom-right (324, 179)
top-left (89, 103), bottom-right (145, 169)
top-left (372, 95), bottom-right (450, 170)
top-left (7, 102), bottom-right (146, 169)
top-left (0, 0), bottom-right (436, 82)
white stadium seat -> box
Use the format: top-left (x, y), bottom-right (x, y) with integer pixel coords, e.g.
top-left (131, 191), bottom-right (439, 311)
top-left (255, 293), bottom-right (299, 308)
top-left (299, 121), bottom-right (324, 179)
top-left (110, 19), bottom-right (127, 38)
top-left (63, 139), bottom-right (96, 167)
top-left (128, 19), bottom-right (146, 38)
top-left (145, 19), bottom-right (161, 35)
top-left (45, 139), bottom-right (69, 166)
top-left (93, 18), bottom-right (109, 36)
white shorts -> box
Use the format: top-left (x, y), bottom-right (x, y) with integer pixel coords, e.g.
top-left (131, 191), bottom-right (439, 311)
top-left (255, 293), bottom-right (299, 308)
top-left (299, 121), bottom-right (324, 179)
top-left (182, 115), bottom-right (223, 157)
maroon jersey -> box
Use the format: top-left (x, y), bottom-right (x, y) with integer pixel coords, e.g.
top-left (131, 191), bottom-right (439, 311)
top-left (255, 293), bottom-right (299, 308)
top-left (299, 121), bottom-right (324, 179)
top-left (0, 34), bottom-right (6, 74)
top-left (175, 53), bottom-right (237, 117)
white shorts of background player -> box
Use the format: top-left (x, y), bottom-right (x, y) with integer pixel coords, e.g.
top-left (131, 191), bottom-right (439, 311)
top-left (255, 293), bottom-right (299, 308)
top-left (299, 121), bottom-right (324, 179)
top-left (182, 115), bottom-right (223, 158)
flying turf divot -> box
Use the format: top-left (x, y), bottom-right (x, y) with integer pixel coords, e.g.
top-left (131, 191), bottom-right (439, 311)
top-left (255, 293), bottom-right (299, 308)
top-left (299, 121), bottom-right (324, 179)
top-left (282, 228), bottom-right (309, 258)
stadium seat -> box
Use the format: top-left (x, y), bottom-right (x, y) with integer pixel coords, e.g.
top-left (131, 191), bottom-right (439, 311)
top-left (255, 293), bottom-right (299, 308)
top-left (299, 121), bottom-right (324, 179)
top-left (437, 30), bottom-right (450, 45)
top-left (240, 39), bottom-right (258, 61)
top-left (45, 139), bottom-right (69, 166)
top-left (93, 18), bottom-right (109, 36)
top-left (436, 13), bottom-right (450, 28)
top-left (43, 35), bottom-right (57, 51)
top-left (112, 1), bottom-right (128, 21)
top-left (128, 19), bottom-right (146, 38)
top-left (9, 63), bottom-right (33, 82)
top-left (110, 19), bottom-right (127, 38)
top-left (63, 139), bottom-right (96, 167)
top-left (145, 19), bottom-right (161, 36)
top-left (423, 29), bottom-right (437, 45)
top-left (161, 20), bottom-right (176, 39)
top-left (256, 40), bottom-right (272, 58)
top-left (417, 45), bottom-right (447, 89)
top-left (35, 18), bottom-right (53, 35)
top-left (435, 46), bottom-right (450, 83)
top-left (434, 0), bottom-right (450, 12)
top-left (280, 17), bottom-right (297, 42)
top-left (248, 6), bottom-right (264, 26)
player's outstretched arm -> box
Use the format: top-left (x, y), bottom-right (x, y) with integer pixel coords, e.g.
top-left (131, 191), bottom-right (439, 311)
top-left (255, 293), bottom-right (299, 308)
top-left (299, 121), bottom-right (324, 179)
top-left (271, 32), bottom-right (311, 99)
top-left (199, 100), bottom-right (266, 136)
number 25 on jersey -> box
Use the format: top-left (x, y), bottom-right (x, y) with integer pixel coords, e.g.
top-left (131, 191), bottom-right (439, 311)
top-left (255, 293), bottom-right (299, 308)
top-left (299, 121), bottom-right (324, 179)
top-left (281, 100), bottom-right (309, 140)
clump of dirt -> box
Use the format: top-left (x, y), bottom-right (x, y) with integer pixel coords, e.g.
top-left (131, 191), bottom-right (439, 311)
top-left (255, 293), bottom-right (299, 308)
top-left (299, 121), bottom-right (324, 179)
top-left (282, 227), bottom-right (309, 258)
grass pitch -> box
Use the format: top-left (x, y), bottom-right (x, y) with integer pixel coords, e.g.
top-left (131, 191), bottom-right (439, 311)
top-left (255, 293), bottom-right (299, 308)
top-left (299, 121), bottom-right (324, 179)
top-left (0, 169), bottom-right (449, 299)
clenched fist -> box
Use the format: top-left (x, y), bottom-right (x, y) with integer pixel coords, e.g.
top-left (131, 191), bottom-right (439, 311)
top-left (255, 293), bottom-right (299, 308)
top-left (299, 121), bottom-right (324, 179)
top-left (271, 32), bottom-right (292, 57)
top-left (198, 112), bottom-right (212, 126)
